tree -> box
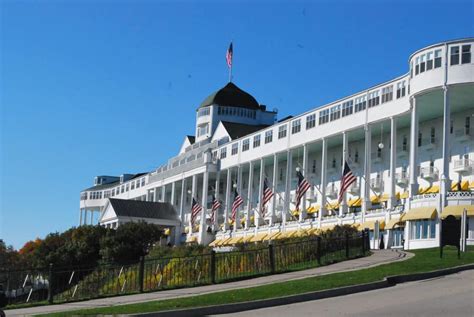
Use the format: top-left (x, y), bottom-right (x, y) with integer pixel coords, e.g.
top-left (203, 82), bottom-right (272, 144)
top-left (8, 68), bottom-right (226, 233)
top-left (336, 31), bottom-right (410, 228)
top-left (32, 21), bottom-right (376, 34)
top-left (100, 222), bottom-right (163, 263)
top-left (0, 239), bottom-right (20, 271)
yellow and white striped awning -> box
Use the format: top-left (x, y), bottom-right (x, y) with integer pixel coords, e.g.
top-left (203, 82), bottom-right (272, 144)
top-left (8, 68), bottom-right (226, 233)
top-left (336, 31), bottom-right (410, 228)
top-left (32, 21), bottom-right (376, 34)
top-left (359, 220), bottom-right (385, 231)
top-left (441, 205), bottom-right (474, 219)
top-left (385, 216), bottom-right (406, 229)
top-left (402, 207), bottom-right (437, 221)
top-left (249, 232), bottom-right (268, 242)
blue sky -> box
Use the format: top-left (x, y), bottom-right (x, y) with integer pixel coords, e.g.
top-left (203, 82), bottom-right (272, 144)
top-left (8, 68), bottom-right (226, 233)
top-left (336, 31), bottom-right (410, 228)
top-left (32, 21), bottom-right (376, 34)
top-left (1, 0), bottom-right (472, 249)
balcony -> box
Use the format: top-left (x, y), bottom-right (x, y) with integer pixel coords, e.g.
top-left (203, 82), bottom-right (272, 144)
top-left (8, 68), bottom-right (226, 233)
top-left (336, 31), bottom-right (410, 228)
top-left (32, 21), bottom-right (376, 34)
top-left (454, 128), bottom-right (471, 142)
top-left (397, 144), bottom-right (409, 157)
top-left (419, 137), bottom-right (437, 151)
top-left (420, 166), bottom-right (439, 181)
top-left (395, 171), bottom-right (409, 187)
top-left (347, 181), bottom-right (360, 194)
top-left (371, 151), bottom-right (383, 163)
top-left (326, 183), bottom-right (338, 199)
top-left (453, 158), bottom-right (473, 174)
top-left (370, 176), bottom-right (383, 191)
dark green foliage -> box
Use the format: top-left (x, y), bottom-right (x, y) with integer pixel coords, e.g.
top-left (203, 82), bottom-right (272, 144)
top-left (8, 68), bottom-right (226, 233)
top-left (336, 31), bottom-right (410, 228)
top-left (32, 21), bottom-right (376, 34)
top-left (99, 222), bottom-right (163, 264)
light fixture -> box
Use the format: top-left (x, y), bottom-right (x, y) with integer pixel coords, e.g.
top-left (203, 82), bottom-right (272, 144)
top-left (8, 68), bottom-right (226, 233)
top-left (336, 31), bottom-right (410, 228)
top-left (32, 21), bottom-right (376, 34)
top-left (378, 142), bottom-right (384, 149)
top-left (295, 166), bottom-right (301, 172)
top-left (233, 183), bottom-right (237, 189)
top-left (378, 123), bottom-right (384, 149)
top-left (187, 189), bottom-right (192, 194)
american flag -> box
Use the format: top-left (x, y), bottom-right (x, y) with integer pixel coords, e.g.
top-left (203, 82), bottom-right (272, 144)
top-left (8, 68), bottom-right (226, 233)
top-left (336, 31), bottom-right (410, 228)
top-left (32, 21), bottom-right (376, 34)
top-left (338, 161), bottom-right (357, 203)
top-left (210, 195), bottom-right (221, 224)
top-left (191, 198), bottom-right (202, 224)
top-left (231, 189), bottom-right (243, 221)
top-left (226, 42), bottom-right (233, 68)
top-left (295, 170), bottom-right (311, 211)
top-left (260, 178), bottom-right (274, 216)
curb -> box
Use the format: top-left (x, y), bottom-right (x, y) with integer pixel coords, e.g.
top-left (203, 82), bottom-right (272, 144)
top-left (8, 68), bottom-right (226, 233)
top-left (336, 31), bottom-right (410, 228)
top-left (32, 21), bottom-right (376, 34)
top-left (134, 263), bottom-right (474, 317)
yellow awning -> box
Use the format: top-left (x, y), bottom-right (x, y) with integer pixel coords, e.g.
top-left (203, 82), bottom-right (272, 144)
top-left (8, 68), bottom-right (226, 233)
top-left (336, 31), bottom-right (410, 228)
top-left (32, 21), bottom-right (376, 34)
top-left (386, 216), bottom-right (406, 229)
top-left (370, 195), bottom-right (381, 204)
top-left (226, 236), bottom-right (244, 245)
top-left (418, 187), bottom-right (426, 194)
top-left (402, 207), bottom-right (437, 221)
top-left (451, 180), bottom-right (470, 191)
top-left (218, 237), bottom-right (233, 246)
top-left (379, 193), bottom-right (400, 202)
top-left (425, 185), bottom-right (439, 194)
top-left (295, 229), bottom-right (309, 237)
top-left (470, 181), bottom-right (474, 189)
top-left (242, 235), bottom-right (254, 243)
top-left (307, 228), bottom-right (320, 235)
top-left (348, 197), bottom-right (362, 207)
top-left (263, 231), bottom-right (281, 241)
top-left (307, 205), bottom-right (320, 214)
top-left (326, 202), bottom-right (339, 210)
top-left (209, 239), bottom-right (221, 247)
top-left (249, 232), bottom-right (268, 242)
top-left (186, 236), bottom-right (197, 243)
top-left (290, 210), bottom-right (299, 217)
top-left (359, 220), bottom-right (385, 231)
top-left (441, 205), bottom-right (474, 219)
top-left (400, 191), bottom-right (409, 199)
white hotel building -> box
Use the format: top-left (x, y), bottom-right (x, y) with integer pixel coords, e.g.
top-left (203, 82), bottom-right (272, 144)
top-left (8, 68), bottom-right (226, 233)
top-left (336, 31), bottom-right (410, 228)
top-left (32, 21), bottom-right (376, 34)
top-left (80, 38), bottom-right (474, 250)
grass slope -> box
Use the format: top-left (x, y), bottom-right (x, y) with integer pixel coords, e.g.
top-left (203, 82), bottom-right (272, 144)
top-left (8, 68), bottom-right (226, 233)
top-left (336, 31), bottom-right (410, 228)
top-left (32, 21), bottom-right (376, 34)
top-left (40, 247), bottom-right (474, 316)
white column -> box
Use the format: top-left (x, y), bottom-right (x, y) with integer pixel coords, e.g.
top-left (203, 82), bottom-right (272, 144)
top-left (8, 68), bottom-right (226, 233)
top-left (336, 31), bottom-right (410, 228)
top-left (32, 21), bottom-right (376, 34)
top-left (199, 171), bottom-right (209, 243)
top-left (246, 162), bottom-right (254, 230)
top-left (389, 117), bottom-right (397, 209)
top-left (179, 178), bottom-right (187, 223)
top-left (300, 144), bottom-right (308, 222)
top-left (284, 149), bottom-right (292, 229)
top-left (214, 172), bottom-right (220, 231)
top-left (90, 209), bottom-right (94, 225)
top-left (79, 209), bottom-right (83, 226)
top-left (362, 124), bottom-right (372, 216)
top-left (170, 182), bottom-right (176, 207)
top-left (256, 158), bottom-right (265, 228)
top-left (154, 187), bottom-right (159, 202)
top-left (440, 86), bottom-right (451, 210)
top-left (161, 185), bottom-right (166, 202)
top-left (319, 138), bottom-right (327, 227)
top-left (224, 168), bottom-right (232, 231)
top-left (271, 153), bottom-right (278, 226)
top-left (409, 96), bottom-right (419, 200)
top-left (189, 174), bottom-right (197, 233)
top-left (340, 132), bottom-right (348, 216)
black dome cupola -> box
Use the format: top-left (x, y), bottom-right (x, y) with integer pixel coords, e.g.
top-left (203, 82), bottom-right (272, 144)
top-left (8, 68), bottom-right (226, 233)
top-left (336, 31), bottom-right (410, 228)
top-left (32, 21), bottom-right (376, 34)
top-left (198, 82), bottom-right (260, 110)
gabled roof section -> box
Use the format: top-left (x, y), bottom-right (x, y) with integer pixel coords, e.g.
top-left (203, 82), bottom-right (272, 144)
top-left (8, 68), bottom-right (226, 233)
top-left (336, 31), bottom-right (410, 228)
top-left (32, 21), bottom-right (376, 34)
top-left (220, 121), bottom-right (270, 140)
top-left (186, 135), bottom-right (195, 144)
top-left (108, 198), bottom-right (178, 220)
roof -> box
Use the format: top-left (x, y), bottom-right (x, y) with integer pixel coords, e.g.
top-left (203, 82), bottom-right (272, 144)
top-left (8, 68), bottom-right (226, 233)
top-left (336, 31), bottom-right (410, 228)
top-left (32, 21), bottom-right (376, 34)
top-left (220, 121), bottom-right (270, 140)
top-left (108, 198), bottom-right (178, 220)
top-left (82, 173), bottom-right (147, 191)
top-left (186, 135), bottom-right (195, 144)
top-left (198, 82), bottom-right (260, 110)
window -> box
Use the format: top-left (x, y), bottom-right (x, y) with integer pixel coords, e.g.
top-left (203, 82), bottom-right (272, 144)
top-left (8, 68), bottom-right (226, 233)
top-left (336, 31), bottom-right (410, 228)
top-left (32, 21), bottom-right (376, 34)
top-left (231, 143), bottom-right (238, 155)
top-left (265, 130), bottom-right (273, 144)
top-left (278, 125), bottom-right (287, 139)
top-left (197, 107), bottom-right (210, 117)
top-left (355, 96), bottom-right (366, 112)
top-left (197, 124), bottom-right (209, 137)
top-left (368, 91), bottom-right (380, 107)
top-left (141, 178), bottom-right (145, 186)
top-left (342, 100), bottom-right (353, 117)
top-left (420, 54), bottom-right (426, 73)
top-left (126, 184), bottom-right (129, 192)
top-left (381, 86), bottom-right (393, 103)
top-left (131, 181), bottom-right (135, 190)
top-left (319, 109), bottom-right (329, 124)
top-left (426, 51), bottom-right (433, 70)
top-left (330, 105), bottom-right (341, 121)
top-left (396, 81), bottom-right (406, 98)
top-left (220, 147), bottom-right (227, 159)
top-left (312, 160), bottom-right (316, 173)
top-left (418, 131), bottom-right (422, 147)
top-left (462, 45), bottom-right (471, 64)
top-left (121, 185), bottom-right (124, 193)
top-left (415, 56), bottom-right (420, 75)
top-left (306, 114), bottom-right (316, 129)
top-left (430, 127), bottom-right (436, 143)
top-left (136, 180), bottom-right (141, 188)
top-left (411, 220), bottom-right (436, 239)
top-left (434, 49), bottom-right (442, 68)
top-left (242, 139), bottom-right (250, 152)
top-left (291, 119), bottom-right (301, 134)
top-left (450, 46), bottom-right (460, 65)
top-left (253, 134), bottom-right (261, 148)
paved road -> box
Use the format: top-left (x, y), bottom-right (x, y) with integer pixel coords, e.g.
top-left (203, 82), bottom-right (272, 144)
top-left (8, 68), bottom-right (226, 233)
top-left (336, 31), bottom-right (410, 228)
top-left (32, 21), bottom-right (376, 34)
top-left (5, 250), bottom-right (409, 316)
top-left (214, 270), bottom-right (474, 317)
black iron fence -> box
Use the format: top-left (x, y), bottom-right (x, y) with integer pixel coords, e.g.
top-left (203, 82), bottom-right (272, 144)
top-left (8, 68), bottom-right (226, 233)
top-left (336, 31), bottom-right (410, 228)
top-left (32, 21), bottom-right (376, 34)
top-left (0, 232), bottom-right (369, 307)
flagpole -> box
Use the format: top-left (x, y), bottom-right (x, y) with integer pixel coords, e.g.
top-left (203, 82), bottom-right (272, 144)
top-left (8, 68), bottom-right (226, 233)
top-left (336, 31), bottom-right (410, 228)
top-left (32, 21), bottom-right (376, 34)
top-left (229, 64), bottom-right (232, 83)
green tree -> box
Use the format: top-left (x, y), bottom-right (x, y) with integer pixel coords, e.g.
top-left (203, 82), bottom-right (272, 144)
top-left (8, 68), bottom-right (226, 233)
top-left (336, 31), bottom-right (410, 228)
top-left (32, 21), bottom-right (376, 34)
top-left (100, 222), bottom-right (163, 263)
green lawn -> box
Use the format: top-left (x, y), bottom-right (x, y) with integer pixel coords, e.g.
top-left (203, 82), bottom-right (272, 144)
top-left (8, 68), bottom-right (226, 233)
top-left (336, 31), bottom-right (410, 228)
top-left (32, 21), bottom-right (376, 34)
top-left (40, 247), bottom-right (474, 316)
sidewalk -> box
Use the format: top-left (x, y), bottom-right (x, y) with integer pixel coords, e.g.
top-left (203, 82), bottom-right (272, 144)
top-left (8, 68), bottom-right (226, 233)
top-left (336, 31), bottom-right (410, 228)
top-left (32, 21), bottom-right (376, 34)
top-left (5, 249), bottom-right (411, 316)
